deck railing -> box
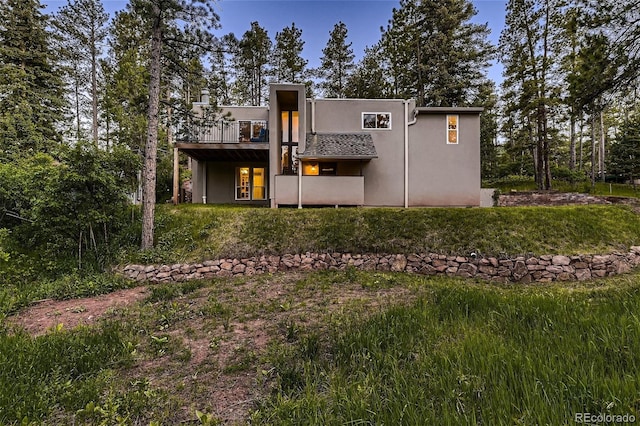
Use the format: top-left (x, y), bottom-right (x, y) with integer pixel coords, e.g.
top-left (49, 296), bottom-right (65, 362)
top-left (177, 120), bottom-right (269, 144)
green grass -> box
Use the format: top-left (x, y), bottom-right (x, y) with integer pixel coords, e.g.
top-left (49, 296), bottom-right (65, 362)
top-left (119, 204), bottom-right (640, 264)
top-left (0, 272), bottom-right (137, 318)
top-left (253, 276), bottom-right (640, 425)
top-left (3, 271), bottom-right (640, 424)
top-left (3, 202), bottom-right (640, 424)
top-left (0, 322), bottom-right (136, 424)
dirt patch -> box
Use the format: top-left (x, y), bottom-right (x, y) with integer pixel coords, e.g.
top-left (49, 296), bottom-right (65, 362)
top-left (6, 271), bottom-right (422, 424)
top-left (8, 286), bottom-right (149, 336)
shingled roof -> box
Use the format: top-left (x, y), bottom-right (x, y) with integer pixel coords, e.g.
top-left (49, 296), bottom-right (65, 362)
top-left (298, 133), bottom-right (378, 160)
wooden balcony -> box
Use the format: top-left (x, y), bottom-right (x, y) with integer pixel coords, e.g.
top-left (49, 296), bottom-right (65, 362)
top-left (177, 120), bottom-right (268, 144)
top-left (176, 120), bottom-right (270, 162)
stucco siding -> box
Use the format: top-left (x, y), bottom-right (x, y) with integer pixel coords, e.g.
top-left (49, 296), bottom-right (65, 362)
top-left (275, 175), bottom-right (365, 206)
top-left (192, 160), bottom-right (268, 205)
top-left (310, 99), bottom-right (406, 206)
top-left (408, 114), bottom-right (480, 206)
top-left (219, 106), bottom-right (269, 121)
top-left (274, 175), bottom-right (298, 205)
top-left (192, 159), bottom-right (202, 203)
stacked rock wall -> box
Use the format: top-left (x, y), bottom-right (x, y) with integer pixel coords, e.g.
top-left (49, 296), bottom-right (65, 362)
top-left (121, 247), bottom-right (640, 284)
top-left (497, 192), bottom-right (637, 207)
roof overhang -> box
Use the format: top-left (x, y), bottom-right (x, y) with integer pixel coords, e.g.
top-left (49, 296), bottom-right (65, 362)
top-left (297, 155), bottom-right (376, 161)
top-left (299, 133), bottom-right (378, 161)
top-left (176, 143), bottom-right (269, 162)
top-left (415, 107), bottom-right (484, 115)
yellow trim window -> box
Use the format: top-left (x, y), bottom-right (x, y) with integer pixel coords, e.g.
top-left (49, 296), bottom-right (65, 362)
top-left (302, 162), bottom-right (319, 176)
top-left (447, 114), bottom-right (459, 144)
top-left (235, 167), bottom-right (266, 200)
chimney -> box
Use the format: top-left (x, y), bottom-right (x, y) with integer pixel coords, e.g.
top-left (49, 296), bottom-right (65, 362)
top-left (201, 89), bottom-right (210, 104)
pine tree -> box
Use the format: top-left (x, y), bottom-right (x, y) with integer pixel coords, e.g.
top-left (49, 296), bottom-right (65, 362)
top-left (0, 0), bottom-right (66, 160)
top-left (233, 22), bottom-right (271, 106)
top-left (207, 34), bottom-right (235, 105)
top-left (271, 23), bottom-right (308, 84)
top-left (608, 112), bottom-right (640, 185)
top-left (500, 0), bottom-right (559, 189)
top-left (129, 0), bottom-right (219, 250)
top-left (102, 7), bottom-right (150, 153)
top-left (379, 0), bottom-right (493, 107)
top-left (318, 21), bottom-right (355, 98)
top-left (475, 81), bottom-right (499, 179)
top-left (345, 45), bottom-right (390, 99)
top-left (53, 0), bottom-right (108, 146)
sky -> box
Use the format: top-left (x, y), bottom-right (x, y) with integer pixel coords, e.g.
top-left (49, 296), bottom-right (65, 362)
top-left (43, 0), bottom-right (507, 84)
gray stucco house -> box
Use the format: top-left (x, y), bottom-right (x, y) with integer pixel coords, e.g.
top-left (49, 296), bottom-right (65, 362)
top-left (176, 83), bottom-right (483, 208)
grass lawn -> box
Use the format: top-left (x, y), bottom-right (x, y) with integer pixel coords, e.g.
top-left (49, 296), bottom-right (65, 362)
top-left (2, 270), bottom-right (640, 424)
top-left (3, 203), bottom-right (640, 424)
top-left (119, 204), bottom-right (640, 264)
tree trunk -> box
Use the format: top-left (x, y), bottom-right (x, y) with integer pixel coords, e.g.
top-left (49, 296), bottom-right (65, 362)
top-left (542, 105), bottom-right (551, 189)
top-left (536, 106), bottom-right (545, 190)
top-left (569, 107), bottom-right (576, 170)
top-left (141, 5), bottom-right (163, 250)
top-left (91, 24), bottom-right (99, 146)
top-left (75, 66), bottom-right (81, 141)
top-left (578, 116), bottom-right (584, 170)
top-left (599, 109), bottom-right (606, 182)
top-left (591, 114), bottom-right (596, 188)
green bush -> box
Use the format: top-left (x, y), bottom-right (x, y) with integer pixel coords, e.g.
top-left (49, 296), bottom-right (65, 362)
top-left (0, 144), bottom-right (139, 282)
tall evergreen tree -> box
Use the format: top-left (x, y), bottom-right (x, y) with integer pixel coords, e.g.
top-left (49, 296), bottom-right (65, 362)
top-left (207, 34), bottom-right (235, 105)
top-left (475, 81), bottom-right (499, 179)
top-left (271, 23), bottom-right (308, 84)
top-left (608, 112), bottom-right (640, 185)
top-left (380, 0), bottom-right (493, 107)
top-left (102, 7), bottom-right (150, 153)
top-left (129, 0), bottom-right (219, 250)
top-left (0, 0), bottom-right (66, 160)
top-left (345, 45), bottom-right (390, 99)
top-left (233, 22), bottom-right (271, 106)
top-left (500, 0), bottom-right (560, 189)
top-left (318, 21), bottom-right (355, 98)
top-left (53, 0), bottom-right (108, 146)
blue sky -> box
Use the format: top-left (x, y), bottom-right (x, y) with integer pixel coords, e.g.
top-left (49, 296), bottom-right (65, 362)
top-left (44, 0), bottom-right (506, 84)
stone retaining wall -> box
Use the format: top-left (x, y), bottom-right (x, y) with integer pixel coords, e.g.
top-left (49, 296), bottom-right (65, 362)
top-left (497, 192), bottom-right (637, 207)
top-left (121, 247), bottom-right (640, 284)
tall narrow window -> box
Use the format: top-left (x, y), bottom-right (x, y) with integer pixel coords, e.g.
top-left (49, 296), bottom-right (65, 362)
top-left (447, 115), bottom-right (459, 144)
top-left (281, 111), bottom-right (299, 175)
top-left (236, 167), bottom-right (250, 199)
top-left (253, 168), bottom-right (266, 200)
top-left (236, 167), bottom-right (267, 201)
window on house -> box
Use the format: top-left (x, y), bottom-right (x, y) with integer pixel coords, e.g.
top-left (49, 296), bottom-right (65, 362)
top-left (238, 120), bottom-right (267, 142)
top-left (281, 111), bottom-right (299, 175)
top-left (253, 167), bottom-right (266, 199)
top-left (236, 167), bottom-right (250, 199)
top-left (362, 112), bottom-right (391, 130)
top-left (236, 167), bottom-right (267, 200)
top-left (320, 162), bottom-right (337, 175)
top-left (447, 115), bottom-right (459, 144)
top-left (303, 162), bottom-right (337, 176)
top-left (303, 162), bottom-right (319, 176)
